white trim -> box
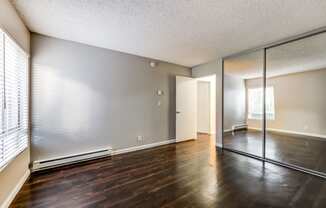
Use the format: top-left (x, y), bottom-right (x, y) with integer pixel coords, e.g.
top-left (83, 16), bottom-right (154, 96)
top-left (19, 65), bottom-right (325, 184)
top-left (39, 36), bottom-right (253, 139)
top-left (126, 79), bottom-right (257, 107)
top-left (175, 138), bottom-right (195, 143)
top-left (223, 129), bottom-right (233, 133)
top-left (1, 169), bottom-right (30, 208)
top-left (248, 127), bottom-right (326, 139)
top-left (112, 139), bottom-right (176, 155)
top-left (223, 126), bottom-right (247, 133)
top-left (216, 143), bottom-right (222, 148)
top-left (247, 127), bottom-right (262, 131)
top-left (197, 131), bottom-right (210, 135)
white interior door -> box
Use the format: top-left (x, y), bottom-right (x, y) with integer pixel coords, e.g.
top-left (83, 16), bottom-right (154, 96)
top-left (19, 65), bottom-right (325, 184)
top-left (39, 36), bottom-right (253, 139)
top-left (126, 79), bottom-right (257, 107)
top-left (176, 76), bottom-right (197, 142)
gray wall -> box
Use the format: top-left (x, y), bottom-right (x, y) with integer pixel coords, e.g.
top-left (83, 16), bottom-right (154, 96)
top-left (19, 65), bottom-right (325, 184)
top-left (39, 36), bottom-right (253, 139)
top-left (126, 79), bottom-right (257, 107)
top-left (223, 75), bottom-right (246, 131)
top-left (31, 34), bottom-right (191, 162)
top-left (192, 59), bottom-right (222, 146)
top-left (246, 69), bottom-right (326, 136)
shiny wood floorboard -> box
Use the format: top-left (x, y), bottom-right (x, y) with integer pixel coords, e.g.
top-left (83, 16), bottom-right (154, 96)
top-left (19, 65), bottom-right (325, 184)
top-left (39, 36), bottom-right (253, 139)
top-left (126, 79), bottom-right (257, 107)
top-left (11, 134), bottom-right (326, 208)
top-left (224, 129), bottom-right (326, 173)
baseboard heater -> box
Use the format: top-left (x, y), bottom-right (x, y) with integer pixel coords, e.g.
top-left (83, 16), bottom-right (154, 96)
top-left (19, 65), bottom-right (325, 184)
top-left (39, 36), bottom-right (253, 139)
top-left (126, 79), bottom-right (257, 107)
top-left (232, 124), bottom-right (248, 132)
top-left (32, 147), bottom-right (112, 172)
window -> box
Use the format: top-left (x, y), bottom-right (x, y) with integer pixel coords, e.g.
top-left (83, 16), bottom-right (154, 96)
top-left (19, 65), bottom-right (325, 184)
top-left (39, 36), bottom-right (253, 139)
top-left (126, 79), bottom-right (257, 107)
top-left (247, 87), bottom-right (275, 120)
top-left (0, 29), bottom-right (28, 170)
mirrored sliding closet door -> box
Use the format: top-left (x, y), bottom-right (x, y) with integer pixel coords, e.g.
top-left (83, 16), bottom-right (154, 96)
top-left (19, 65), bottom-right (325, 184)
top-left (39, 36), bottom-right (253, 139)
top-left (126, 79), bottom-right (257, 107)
top-left (265, 32), bottom-right (326, 174)
top-left (223, 50), bottom-right (264, 157)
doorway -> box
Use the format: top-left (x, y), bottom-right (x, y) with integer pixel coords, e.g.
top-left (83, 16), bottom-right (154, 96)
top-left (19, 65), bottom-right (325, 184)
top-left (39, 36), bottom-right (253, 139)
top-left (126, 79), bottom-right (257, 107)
top-left (175, 75), bottom-right (216, 144)
top-left (196, 75), bottom-right (216, 137)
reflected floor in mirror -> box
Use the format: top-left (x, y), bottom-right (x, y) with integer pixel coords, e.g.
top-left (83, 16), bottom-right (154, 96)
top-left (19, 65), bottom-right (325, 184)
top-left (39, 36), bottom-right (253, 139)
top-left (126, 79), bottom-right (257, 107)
top-left (224, 129), bottom-right (326, 173)
top-left (223, 129), bottom-right (264, 157)
top-left (11, 133), bottom-right (326, 208)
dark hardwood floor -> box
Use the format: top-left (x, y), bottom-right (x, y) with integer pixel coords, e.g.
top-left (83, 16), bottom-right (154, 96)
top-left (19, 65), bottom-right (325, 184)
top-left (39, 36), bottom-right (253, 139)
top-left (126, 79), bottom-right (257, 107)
top-left (11, 134), bottom-right (326, 208)
top-left (224, 129), bottom-right (326, 173)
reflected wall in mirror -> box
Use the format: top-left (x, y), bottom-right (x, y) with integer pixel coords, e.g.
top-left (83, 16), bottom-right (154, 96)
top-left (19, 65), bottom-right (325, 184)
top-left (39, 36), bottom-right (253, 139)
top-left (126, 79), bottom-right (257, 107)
top-left (223, 50), bottom-right (264, 157)
top-left (266, 32), bottom-right (326, 174)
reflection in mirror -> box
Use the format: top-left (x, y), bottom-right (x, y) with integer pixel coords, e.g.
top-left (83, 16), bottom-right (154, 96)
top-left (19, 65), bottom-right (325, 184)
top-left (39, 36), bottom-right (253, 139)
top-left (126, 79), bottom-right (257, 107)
top-left (223, 50), bottom-right (264, 157)
top-left (266, 32), bottom-right (326, 174)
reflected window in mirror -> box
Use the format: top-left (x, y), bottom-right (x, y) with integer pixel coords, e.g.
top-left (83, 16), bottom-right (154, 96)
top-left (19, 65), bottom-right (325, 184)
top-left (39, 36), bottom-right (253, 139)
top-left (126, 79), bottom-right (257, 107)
top-left (247, 87), bottom-right (275, 120)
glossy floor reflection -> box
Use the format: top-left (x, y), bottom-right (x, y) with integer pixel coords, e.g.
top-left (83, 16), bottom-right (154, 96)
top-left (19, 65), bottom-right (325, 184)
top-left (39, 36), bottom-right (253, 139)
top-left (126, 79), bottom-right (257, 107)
top-left (224, 129), bottom-right (326, 173)
top-left (224, 129), bottom-right (263, 157)
top-left (11, 134), bottom-right (326, 208)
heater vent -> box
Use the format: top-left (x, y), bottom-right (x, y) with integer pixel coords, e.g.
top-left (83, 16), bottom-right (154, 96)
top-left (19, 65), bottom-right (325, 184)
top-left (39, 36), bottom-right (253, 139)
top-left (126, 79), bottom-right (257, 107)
top-left (32, 148), bottom-right (112, 171)
top-left (232, 124), bottom-right (248, 131)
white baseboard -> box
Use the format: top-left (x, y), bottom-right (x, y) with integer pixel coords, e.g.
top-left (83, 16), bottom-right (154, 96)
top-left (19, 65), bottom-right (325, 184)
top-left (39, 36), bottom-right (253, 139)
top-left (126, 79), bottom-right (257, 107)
top-left (1, 169), bottom-right (30, 208)
top-left (216, 143), bottom-right (223, 148)
top-left (223, 129), bottom-right (232, 133)
top-left (248, 127), bottom-right (326, 139)
top-left (112, 139), bottom-right (176, 155)
top-left (197, 131), bottom-right (210, 134)
top-left (247, 127), bottom-right (260, 130)
top-left (175, 138), bottom-right (195, 143)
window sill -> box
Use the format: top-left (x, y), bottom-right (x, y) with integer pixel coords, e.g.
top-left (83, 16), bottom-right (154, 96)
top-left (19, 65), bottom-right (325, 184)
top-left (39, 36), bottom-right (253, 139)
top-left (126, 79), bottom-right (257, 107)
top-left (0, 145), bottom-right (28, 173)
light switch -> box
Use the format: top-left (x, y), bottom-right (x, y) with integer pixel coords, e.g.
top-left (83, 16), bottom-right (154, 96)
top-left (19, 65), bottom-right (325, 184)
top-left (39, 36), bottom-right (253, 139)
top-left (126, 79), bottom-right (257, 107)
top-left (157, 90), bottom-right (163, 96)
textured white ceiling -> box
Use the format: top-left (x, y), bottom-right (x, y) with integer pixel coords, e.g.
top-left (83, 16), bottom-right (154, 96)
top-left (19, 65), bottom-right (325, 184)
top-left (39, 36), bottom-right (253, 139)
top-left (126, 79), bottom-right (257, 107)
top-left (225, 32), bottom-right (326, 79)
top-left (11, 0), bottom-right (326, 67)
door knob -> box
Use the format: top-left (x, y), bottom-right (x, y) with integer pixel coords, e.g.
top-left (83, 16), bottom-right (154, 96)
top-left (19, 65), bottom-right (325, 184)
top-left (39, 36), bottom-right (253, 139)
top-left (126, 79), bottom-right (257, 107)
top-left (176, 111), bottom-right (181, 114)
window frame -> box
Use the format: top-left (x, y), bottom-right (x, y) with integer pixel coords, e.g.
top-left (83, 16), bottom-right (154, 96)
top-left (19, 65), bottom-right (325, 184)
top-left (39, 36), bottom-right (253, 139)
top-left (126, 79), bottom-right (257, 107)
top-left (0, 27), bottom-right (29, 172)
top-left (247, 86), bottom-right (275, 121)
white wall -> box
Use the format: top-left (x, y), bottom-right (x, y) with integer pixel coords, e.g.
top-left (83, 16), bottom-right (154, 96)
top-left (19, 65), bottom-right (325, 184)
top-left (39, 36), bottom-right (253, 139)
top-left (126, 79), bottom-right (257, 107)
top-left (192, 60), bottom-right (222, 147)
top-left (197, 81), bottom-right (210, 133)
top-left (0, 0), bottom-right (30, 207)
top-left (208, 76), bottom-right (216, 135)
top-left (246, 68), bottom-right (326, 137)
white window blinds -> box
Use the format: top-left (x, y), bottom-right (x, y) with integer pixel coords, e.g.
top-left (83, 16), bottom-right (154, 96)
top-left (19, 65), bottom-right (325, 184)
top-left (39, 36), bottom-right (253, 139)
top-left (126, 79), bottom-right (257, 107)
top-left (247, 87), bottom-right (275, 120)
top-left (0, 29), bottom-right (28, 170)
